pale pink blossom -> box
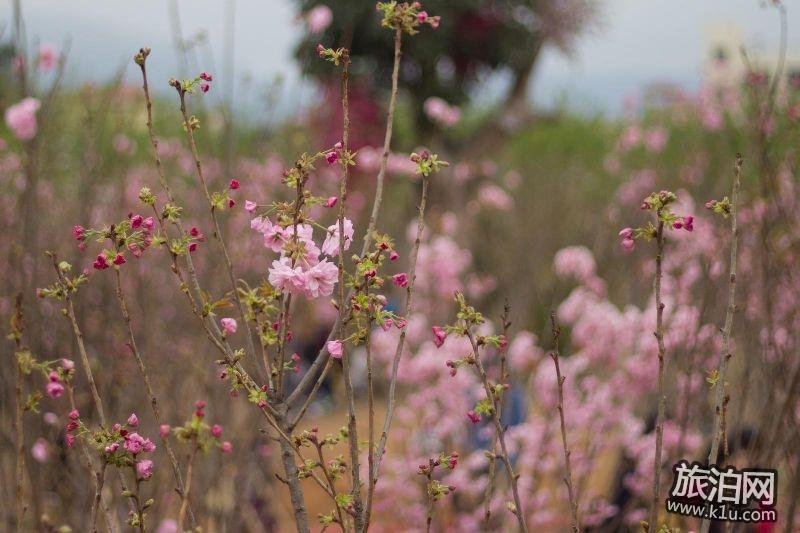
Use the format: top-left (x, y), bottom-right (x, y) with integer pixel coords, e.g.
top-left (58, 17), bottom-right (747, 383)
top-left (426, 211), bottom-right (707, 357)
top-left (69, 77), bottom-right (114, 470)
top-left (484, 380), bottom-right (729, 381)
top-left (477, 184), bottom-right (513, 210)
top-left (156, 519), bottom-right (179, 533)
top-left (4, 97), bottom-right (41, 141)
top-left (423, 97), bottom-right (461, 127)
top-left (251, 217), bottom-right (288, 253)
top-left (301, 259), bottom-right (339, 298)
top-left (321, 218), bottom-right (354, 256)
top-left (327, 339), bottom-right (343, 359)
top-left (31, 438), bottom-right (50, 463)
top-left (553, 246), bottom-right (596, 282)
top-left (306, 5), bottom-right (333, 33)
top-left (268, 257), bottom-right (307, 294)
top-left (244, 200), bottom-right (257, 212)
top-left (644, 127), bottom-right (668, 153)
top-left (112, 134), bottom-right (134, 154)
top-left (37, 43), bottom-right (58, 72)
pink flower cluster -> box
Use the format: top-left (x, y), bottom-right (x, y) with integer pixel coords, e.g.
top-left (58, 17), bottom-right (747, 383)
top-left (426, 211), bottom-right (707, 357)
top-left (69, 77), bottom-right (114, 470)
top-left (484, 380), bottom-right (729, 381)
top-left (252, 216), bottom-right (351, 299)
top-left (99, 414), bottom-right (158, 480)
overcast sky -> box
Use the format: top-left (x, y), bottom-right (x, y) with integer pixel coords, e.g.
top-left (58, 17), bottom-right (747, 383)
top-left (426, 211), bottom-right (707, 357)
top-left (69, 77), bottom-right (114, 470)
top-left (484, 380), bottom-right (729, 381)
top-left (7, 0), bottom-right (798, 116)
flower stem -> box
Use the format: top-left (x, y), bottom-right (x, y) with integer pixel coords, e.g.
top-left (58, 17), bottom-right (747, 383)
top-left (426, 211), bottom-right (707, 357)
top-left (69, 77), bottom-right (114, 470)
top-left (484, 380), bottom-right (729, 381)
top-left (287, 29), bottom-right (403, 407)
top-left (649, 216), bottom-right (667, 531)
top-left (466, 329), bottom-right (528, 533)
top-left (113, 268), bottom-right (194, 527)
top-left (550, 312), bottom-right (580, 533)
top-left (700, 154), bottom-right (742, 533)
top-left (369, 173), bottom-right (430, 518)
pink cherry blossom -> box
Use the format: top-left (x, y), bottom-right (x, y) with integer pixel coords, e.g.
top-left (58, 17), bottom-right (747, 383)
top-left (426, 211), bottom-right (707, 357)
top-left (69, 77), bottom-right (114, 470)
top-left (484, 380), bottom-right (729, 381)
top-left (553, 246), bottom-right (596, 282)
top-left (136, 459), bottom-right (154, 480)
top-left (37, 43), bottom-right (58, 71)
top-left (327, 339), bottom-right (343, 359)
top-left (45, 381), bottom-right (64, 399)
top-left (321, 218), bottom-right (354, 256)
top-left (5, 97), bottom-right (41, 141)
top-left (423, 97), bottom-right (461, 128)
top-left (127, 413), bottom-right (139, 427)
top-left (301, 259), bottom-right (339, 298)
top-left (31, 438), bottom-right (50, 463)
top-left (621, 238), bottom-right (635, 253)
top-left (93, 253), bottom-right (110, 270)
top-left (306, 5), bottom-right (333, 34)
top-left (392, 273), bottom-right (409, 288)
top-left (268, 257), bottom-right (307, 294)
top-left (220, 317), bottom-right (238, 335)
top-left (432, 326), bottom-right (447, 348)
top-left (244, 200), bottom-right (257, 212)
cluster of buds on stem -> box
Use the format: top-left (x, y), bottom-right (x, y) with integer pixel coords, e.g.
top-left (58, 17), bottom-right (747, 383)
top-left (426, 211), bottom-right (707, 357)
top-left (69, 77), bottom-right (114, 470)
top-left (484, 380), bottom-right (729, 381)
top-left (377, 2), bottom-right (440, 34)
top-left (619, 189), bottom-right (695, 252)
top-left (705, 197), bottom-right (732, 217)
top-left (169, 400), bottom-right (232, 453)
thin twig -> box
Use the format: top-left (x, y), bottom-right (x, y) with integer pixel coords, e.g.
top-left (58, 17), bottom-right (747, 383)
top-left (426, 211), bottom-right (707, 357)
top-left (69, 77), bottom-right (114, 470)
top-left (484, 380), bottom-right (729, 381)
top-left (368, 173), bottom-right (429, 516)
top-left (314, 440), bottom-right (346, 529)
top-left (549, 312), bottom-right (579, 533)
top-left (649, 217), bottom-right (667, 531)
top-left (113, 269), bottom-right (194, 527)
top-left (700, 154), bottom-right (742, 533)
top-left (483, 302), bottom-right (511, 525)
top-left (287, 29), bottom-right (403, 407)
top-left (465, 329), bottom-right (528, 533)
top-left (177, 443), bottom-right (198, 531)
top-left (363, 28), bottom-right (401, 254)
top-left (49, 253), bottom-right (107, 427)
top-left (65, 386), bottom-right (116, 533)
top-left (328, 50), bottom-right (365, 530)
top-left (10, 294), bottom-right (27, 531)
top-left (172, 77), bottom-right (261, 376)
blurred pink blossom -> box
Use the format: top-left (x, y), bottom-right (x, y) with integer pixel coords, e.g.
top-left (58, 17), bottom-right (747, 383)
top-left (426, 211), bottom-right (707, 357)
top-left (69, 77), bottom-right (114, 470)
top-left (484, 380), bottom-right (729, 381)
top-left (306, 5), bottom-right (333, 33)
top-left (4, 97), bottom-right (41, 141)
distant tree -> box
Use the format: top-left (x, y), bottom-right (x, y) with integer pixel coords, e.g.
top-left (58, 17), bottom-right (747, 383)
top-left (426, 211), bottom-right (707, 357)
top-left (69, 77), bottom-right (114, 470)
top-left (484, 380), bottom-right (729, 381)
top-left (294, 0), bottom-right (601, 142)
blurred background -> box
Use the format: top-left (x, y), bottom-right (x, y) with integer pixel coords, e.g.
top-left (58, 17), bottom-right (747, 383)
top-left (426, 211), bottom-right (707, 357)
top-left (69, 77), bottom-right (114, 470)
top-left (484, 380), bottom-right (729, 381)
top-left (2, 1), bottom-right (800, 531)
